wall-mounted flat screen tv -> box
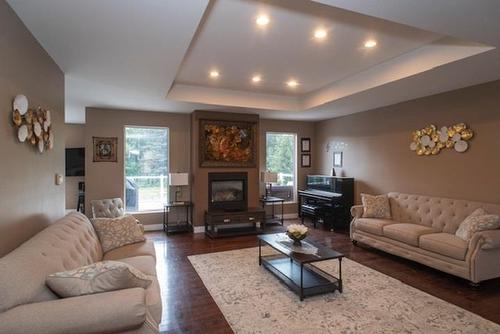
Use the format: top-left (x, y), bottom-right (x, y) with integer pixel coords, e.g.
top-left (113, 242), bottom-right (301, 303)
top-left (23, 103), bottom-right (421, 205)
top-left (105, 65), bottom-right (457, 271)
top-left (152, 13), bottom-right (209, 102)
top-left (66, 148), bottom-right (85, 176)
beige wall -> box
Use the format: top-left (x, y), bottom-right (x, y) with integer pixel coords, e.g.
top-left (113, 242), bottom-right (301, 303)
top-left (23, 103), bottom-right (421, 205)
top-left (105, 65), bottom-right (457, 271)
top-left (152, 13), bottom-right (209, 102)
top-left (315, 80), bottom-right (500, 205)
top-left (85, 108), bottom-right (191, 225)
top-left (190, 111), bottom-right (260, 226)
top-left (65, 124), bottom-right (85, 210)
top-left (0, 2), bottom-right (65, 256)
top-left (259, 119), bottom-right (316, 215)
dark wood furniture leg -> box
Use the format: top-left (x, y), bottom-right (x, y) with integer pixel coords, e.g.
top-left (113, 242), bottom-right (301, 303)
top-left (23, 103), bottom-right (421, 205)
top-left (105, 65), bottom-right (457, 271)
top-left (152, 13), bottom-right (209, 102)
top-left (281, 200), bottom-right (284, 225)
top-left (258, 239), bottom-right (262, 266)
top-left (338, 257), bottom-right (343, 293)
top-left (300, 263), bottom-right (304, 301)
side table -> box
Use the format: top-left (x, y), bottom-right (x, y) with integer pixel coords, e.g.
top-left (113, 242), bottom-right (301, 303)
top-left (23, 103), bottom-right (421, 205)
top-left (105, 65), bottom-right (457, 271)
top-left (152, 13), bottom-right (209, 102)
top-left (163, 202), bottom-right (193, 235)
top-left (259, 196), bottom-right (285, 228)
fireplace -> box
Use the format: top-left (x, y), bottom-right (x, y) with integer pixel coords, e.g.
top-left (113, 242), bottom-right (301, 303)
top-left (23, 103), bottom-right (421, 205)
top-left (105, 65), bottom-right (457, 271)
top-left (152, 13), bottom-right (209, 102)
top-left (208, 172), bottom-right (248, 211)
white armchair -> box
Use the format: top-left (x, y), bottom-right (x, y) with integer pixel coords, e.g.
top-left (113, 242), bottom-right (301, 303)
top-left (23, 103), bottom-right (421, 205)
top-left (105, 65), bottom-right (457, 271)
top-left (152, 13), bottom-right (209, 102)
top-left (90, 198), bottom-right (125, 219)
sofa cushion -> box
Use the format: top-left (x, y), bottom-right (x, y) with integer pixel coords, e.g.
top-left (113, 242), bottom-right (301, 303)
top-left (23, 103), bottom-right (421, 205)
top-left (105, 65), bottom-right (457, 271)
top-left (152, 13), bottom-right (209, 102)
top-left (419, 233), bottom-right (468, 261)
top-left (91, 215), bottom-right (145, 253)
top-left (455, 209), bottom-right (500, 241)
top-left (354, 218), bottom-right (396, 236)
top-left (103, 240), bottom-right (156, 261)
top-left (383, 223), bottom-right (439, 246)
top-left (46, 261), bottom-right (152, 298)
top-left (114, 256), bottom-right (157, 276)
top-left (361, 194), bottom-right (392, 219)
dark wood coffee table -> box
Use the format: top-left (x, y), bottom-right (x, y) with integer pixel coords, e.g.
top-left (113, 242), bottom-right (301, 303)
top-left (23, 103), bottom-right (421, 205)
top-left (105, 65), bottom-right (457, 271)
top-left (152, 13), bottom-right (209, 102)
top-left (258, 233), bottom-right (344, 301)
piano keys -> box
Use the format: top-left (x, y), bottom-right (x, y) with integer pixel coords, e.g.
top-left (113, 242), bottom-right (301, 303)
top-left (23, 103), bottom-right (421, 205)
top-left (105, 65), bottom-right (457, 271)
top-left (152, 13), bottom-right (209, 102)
top-left (298, 175), bottom-right (354, 230)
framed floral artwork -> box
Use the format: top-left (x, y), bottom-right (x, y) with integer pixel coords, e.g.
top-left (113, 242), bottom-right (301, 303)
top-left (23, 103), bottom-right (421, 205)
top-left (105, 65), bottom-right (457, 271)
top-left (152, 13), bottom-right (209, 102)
top-left (199, 119), bottom-right (257, 167)
top-left (93, 137), bottom-right (117, 162)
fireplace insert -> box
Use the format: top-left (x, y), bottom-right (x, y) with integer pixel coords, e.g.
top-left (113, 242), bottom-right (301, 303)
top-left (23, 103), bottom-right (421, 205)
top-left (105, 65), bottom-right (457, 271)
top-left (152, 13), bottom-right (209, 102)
top-left (208, 172), bottom-right (248, 211)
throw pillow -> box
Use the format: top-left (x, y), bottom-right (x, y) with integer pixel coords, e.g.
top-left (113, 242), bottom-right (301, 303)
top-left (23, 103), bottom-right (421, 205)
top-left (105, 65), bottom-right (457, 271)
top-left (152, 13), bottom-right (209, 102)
top-left (46, 261), bottom-right (152, 298)
top-left (91, 214), bottom-right (145, 253)
top-left (361, 193), bottom-right (392, 219)
top-left (455, 208), bottom-right (500, 241)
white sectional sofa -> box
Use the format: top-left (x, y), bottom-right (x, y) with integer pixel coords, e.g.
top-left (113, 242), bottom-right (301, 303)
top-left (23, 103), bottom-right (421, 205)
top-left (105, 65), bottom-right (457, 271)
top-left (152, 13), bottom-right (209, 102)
top-left (351, 192), bottom-right (500, 285)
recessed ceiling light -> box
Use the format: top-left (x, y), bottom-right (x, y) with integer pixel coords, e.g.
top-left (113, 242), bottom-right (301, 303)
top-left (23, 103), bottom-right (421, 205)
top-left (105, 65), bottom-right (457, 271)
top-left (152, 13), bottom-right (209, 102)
top-left (287, 80), bottom-right (298, 88)
top-left (251, 75), bottom-right (261, 83)
top-left (256, 15), bottom-right (270, 26)
top-left (314, 29), bottom-right (327, 40)
top-left (209, 70), bottom-right (219, 79)
top-left (364, 39), bottom-right (377, 48)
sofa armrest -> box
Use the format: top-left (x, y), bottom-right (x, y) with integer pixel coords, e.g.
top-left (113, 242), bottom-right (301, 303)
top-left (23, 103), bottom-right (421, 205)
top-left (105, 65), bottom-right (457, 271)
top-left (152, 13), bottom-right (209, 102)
top-left (351, 205), bottom-right (364, 219)
top-left (470, 229), bottom-right (500, 250)
top-left (0, 288), bottom-right (147, 334)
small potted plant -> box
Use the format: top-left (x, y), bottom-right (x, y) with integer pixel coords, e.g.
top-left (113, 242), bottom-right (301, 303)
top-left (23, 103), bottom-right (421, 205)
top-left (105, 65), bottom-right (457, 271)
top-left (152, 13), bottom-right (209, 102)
top-left (286, 224), bottom-right (308, 246)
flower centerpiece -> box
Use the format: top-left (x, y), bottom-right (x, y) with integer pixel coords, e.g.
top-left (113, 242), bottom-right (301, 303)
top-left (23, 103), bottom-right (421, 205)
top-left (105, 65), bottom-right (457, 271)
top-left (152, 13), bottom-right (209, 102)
top-left (286, 224), bottom-right (308, 246)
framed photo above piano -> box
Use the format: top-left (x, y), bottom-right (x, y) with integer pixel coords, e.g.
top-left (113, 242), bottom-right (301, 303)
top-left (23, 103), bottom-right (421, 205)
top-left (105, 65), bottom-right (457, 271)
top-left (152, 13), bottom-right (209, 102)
top-left (333, 151), bottom-right (343, 167)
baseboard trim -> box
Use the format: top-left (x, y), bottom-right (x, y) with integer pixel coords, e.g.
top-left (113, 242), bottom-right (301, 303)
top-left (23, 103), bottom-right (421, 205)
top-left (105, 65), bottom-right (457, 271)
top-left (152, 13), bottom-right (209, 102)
top-left (193, 225), bottom-right (205, 234)
top-left (143, 224), bottom-right (163, 231)
top-left (282, 213), bottom-right (298, 219)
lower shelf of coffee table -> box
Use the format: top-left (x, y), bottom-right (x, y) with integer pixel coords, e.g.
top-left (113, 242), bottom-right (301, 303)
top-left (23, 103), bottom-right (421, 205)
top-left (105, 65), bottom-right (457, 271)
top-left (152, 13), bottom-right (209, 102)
top-left (260, 255), bottom-right (340, 299)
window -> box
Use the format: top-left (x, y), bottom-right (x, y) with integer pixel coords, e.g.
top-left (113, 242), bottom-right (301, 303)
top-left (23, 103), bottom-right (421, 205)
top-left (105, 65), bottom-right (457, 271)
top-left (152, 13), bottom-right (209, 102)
top-left (265, 132), bottom-right (297, 202)
top-left (125, 126), bottom-right (169, 212)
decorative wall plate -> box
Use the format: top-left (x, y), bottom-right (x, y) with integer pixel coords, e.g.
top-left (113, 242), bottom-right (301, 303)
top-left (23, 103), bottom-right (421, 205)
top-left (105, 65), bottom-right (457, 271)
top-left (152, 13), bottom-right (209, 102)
top-left (454, 140), bottom-right (468, 153)
top-left (38, 138), bottom-right (44, 153)
top-left (18, 125), bottom-right (28, 142)
top-left (33, 121), bottom-right (42, 137)
top-left (13, 95), bottom-right (28, 115)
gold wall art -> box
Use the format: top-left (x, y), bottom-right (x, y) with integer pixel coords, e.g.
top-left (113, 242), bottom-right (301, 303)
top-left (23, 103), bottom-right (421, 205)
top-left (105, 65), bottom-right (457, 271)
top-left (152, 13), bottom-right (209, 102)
top-left (12, 94), bottom-right (54, 154)
top-left (410, 123), bottom-right (473, 156)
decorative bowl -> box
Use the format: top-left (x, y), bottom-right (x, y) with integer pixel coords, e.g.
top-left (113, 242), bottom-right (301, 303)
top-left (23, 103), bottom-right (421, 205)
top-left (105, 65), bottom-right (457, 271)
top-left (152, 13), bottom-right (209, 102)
top-left (286, 224), bottom-right (308, 245)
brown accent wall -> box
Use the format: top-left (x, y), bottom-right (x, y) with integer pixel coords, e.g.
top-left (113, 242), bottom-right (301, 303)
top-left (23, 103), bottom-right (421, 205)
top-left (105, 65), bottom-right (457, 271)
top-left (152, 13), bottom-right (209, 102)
top-left (85, 108), bottom-right (191, 225)
top-left (65, 124), bottom-right (85, 210)
top-left (315, 80), bottom-right (500, 205)
top-left (190, 111), bottom-right (260, 226)
top-left (259, 119), bottom-right (316, 215)
top-left (0, 2), bottom-right (65, 256)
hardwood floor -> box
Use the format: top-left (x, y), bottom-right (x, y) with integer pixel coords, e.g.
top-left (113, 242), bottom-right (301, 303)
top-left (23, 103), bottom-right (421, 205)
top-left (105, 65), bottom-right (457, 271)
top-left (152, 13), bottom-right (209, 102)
top-left (147, 220), bottom-right (500, 334)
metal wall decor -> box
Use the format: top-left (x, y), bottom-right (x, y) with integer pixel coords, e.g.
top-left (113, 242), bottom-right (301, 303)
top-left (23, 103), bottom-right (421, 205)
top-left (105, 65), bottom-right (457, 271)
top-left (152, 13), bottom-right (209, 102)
top-left (12, 94), bottom-right (54, 153)
top-left (410, 123), bottom-right (473, 156)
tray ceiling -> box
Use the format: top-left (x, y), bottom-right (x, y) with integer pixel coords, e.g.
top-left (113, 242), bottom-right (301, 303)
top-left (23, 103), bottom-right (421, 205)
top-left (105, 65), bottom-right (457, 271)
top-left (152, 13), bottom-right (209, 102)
top-left (7, 0), bottom-right (499, 123)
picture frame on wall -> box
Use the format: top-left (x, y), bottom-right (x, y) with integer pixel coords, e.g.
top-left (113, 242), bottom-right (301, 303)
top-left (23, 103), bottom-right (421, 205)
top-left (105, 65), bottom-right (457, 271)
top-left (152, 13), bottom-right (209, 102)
top-left (301, 153), bottom-right (311, 167)
top-left (199, 119), bottom-right (257, 167)
top-left (93, 137), bottom-right (118, 162)
top-left (333, 151), bottom-right (343, 167)
top-left (301, 137), bottom-right (311, 152)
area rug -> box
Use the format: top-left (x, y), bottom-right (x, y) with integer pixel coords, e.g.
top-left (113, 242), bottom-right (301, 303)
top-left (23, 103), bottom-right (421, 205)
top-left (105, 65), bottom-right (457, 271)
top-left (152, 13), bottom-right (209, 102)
top-left (188, 247), bottom-right (499, 334)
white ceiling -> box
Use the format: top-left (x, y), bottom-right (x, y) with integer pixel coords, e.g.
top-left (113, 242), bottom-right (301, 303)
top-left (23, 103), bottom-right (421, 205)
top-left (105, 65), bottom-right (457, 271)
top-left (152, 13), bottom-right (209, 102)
top-left (7, 0), bottom-right (500, 123)
top-left (175, 0), bottom-right (442, 95)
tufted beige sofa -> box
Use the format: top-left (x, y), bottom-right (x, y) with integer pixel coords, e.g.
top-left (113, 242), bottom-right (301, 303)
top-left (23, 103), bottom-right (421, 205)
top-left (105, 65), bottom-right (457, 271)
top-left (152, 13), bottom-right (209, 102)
top-left (0, 212), bottom-right (161, 334)
top-left (351, 192), bottom-right (500, 285)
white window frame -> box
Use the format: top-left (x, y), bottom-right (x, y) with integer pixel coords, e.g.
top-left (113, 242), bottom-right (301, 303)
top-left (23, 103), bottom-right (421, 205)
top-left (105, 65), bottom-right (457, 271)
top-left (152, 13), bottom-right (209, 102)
top-left (123, 125), bottom-right (170, 214)
top-left (265, 131), bottom-right (298, 204)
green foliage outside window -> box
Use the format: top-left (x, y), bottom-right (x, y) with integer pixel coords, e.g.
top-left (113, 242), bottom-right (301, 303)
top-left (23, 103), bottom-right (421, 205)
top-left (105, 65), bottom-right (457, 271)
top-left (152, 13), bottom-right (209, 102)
top-left (266, 133), bottom-right (295, 186)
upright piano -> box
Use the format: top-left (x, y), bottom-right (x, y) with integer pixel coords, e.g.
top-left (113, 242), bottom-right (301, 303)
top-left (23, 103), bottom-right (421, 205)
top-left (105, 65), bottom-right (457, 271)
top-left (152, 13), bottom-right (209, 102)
top-left (298, 175), bottom-right (354, 230)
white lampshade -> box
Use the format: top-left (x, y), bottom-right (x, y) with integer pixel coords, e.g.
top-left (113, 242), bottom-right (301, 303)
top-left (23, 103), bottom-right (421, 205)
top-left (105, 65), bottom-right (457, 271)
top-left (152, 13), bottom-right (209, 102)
top-left (169, 173), bottom-right (189, 186)
top-left (261, 171), bottom-right (278, 183)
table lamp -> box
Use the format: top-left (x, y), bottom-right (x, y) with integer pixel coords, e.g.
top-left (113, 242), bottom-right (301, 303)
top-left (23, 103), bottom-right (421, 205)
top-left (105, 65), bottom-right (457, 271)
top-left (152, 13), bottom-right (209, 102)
top-left (169, 173), bottom-right (189, 204)
top-left (261, 171), bottom-right (278, 199)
